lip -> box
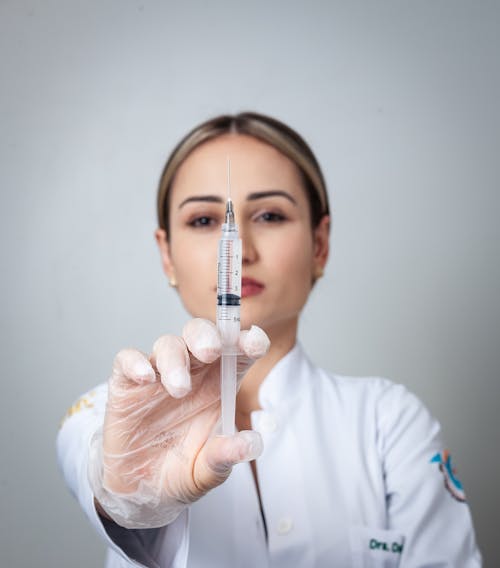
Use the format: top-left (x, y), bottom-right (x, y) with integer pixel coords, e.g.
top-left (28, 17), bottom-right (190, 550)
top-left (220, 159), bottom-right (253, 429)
top-left (241, 277), bottom-right (265, 298)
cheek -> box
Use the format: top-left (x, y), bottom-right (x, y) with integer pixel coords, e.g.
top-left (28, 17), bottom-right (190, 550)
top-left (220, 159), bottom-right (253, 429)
top-left (171, 240), bottom-right (218, 316)
top-left (176, 249), bottom-right (214, 280)
top-left (270, 226), bottom-right (313, 268)
top-left (171, 233), bottom-right (218, 279)
top-left (265, 229), bottom-right (314, 294)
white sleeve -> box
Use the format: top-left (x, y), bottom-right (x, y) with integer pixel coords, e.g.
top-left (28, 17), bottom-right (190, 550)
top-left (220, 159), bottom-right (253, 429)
top-left (377, 383), bottom-right (482, 567)
top-left (55, 384), bottom-right (190, 568)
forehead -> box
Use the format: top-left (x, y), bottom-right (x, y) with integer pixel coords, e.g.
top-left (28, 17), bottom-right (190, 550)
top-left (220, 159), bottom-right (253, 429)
top-left (170, 134), bottom-right (306, 203)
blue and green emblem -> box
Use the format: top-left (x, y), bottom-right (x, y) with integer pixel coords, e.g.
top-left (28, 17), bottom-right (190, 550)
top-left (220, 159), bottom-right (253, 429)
top-left (431, 450), bottom-right (466, 502)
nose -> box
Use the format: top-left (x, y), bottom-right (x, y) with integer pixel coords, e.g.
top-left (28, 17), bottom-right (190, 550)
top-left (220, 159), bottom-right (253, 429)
top-left (240, 223), bottom-right (258, 265)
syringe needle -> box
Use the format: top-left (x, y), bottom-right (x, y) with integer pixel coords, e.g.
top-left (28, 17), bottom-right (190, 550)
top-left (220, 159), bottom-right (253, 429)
top-left (225, 158), bottom-right (235, 225)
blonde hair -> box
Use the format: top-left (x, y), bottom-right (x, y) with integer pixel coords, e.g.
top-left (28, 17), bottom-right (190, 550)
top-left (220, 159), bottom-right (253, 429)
top-left (157, 112), bottom-right (330, 236)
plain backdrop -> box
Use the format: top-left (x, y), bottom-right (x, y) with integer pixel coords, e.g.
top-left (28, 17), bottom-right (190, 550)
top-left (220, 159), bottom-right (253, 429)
top-left (1, 1), bottom-right (499, 566)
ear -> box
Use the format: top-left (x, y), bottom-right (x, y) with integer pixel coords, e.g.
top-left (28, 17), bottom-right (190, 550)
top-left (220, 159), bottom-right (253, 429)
top-left (155, 229), bottom-right (176, 281)
top-left (312, 215), bottom-right (330, 270)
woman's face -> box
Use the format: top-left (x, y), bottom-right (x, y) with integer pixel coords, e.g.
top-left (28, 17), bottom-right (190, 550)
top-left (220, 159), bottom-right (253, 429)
top-left (156, 134), bottom-right (329, 335)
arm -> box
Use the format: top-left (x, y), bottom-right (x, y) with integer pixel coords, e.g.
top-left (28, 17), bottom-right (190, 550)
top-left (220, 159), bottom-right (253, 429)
top-left (55, 384), bottom-right (189, 568)
top-left (56, 319), bottom-right (269, 567)
top-left (377, 383), bottom-right (482, 567)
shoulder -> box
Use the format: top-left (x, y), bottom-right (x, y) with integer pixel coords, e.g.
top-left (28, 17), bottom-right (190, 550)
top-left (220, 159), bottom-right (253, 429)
top-left (312, 363), bottom-right (415, 413)
top-left (56, 382), bottom-right (109, 498)
top-left (58, 382), bottom-right (108, 431)
top-left (310, 362), bottom-right (441, 449)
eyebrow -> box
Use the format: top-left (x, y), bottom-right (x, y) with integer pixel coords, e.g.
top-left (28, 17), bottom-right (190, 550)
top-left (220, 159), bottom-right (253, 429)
top-left (178, 195), bottom-right (223, 208)
top-left (178, 190), bottom-right (297, 209)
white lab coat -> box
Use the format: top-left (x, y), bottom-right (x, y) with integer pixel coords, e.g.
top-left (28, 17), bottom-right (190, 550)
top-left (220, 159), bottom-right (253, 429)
top-left (56, 343), bottom-right (482, 567)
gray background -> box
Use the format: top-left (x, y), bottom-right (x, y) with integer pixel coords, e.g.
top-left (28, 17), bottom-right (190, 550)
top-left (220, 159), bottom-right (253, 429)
top-left (1, 0), bottom-right (498, 565)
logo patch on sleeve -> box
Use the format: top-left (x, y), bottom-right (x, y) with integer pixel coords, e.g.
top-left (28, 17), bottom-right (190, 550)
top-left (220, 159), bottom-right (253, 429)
top-left (430, 450), bottom-right (466, 502)
top-left (59, 391), bottom-right (96, 429)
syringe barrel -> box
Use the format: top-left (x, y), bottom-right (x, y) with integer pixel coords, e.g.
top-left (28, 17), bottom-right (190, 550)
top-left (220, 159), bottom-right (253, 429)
top-left (217, 216), bottom-right (241, 436)
top-left (216, 225), bottom-right (242, 348)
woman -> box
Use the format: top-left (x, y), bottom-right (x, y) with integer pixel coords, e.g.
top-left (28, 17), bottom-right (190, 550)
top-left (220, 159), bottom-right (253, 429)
top-left (57, 112), bottom-right (481, 567)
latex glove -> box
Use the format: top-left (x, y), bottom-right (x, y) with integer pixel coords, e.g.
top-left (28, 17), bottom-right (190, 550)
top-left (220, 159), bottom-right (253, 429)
top-left (88, 318), bottom-right (270, 529)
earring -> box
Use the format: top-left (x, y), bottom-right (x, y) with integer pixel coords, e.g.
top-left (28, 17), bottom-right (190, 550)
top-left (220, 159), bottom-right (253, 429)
top-left (169, 276), bottom-right (177, 288)
top-left (314, 266), bottom-right (324, 279)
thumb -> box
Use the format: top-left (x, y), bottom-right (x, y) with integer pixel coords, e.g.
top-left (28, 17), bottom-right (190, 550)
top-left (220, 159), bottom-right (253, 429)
top-left (236, 325), bottom-right (271, 381)
top-left (193, 430), bottom-right (263, 494)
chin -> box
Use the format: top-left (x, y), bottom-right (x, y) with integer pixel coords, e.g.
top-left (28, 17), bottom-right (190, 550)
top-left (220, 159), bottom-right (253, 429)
top-left (240, 305), bottom-right (266, 331)
top-left (240, 312), bottom-right (276, 335)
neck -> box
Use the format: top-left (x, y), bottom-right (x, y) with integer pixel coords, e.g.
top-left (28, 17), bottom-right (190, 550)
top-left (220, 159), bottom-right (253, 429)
top-left (236, 317), bottom-right (298, 424)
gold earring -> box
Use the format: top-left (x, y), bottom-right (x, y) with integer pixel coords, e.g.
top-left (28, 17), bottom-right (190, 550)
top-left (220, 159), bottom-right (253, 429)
top-left (314, 266), bottom-right (324, 279)
top-left (169, 276), bottom-right (177, 288)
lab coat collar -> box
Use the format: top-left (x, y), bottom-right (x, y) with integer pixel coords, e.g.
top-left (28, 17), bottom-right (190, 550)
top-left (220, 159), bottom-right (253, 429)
top-left (257, 341), bottom-right (313, 411)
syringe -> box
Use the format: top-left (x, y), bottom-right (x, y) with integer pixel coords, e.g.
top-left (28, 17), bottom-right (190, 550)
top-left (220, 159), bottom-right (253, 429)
top-left (217, 164), bottom-right (242, 436)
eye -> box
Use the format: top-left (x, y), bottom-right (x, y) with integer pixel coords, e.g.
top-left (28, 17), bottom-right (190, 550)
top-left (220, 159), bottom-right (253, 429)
top-left (188, 215), bottom-right (217, 228)
top-left (255, 211), bottom-right (286, 223)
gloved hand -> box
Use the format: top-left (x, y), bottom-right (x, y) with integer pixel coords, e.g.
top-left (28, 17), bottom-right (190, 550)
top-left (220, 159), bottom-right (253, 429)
top-left (88, 318), bottom-right (270, 529)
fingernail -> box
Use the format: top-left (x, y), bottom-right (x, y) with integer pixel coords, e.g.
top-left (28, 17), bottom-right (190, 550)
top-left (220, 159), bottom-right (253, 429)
top-left (197, 334), bottom-right (222, 353)
top-left (238, 431), bottom-right (263, 461)
top-left (133, 360), bottom-right (155, 382)
top-left (195, 337), bottom-right (222, 364)
top-left (243, 326), bottom-right (270, 358)
top-left (185, 320), bottom-right (222, 363)
top-left (166, 368), bottom-right (191, 398)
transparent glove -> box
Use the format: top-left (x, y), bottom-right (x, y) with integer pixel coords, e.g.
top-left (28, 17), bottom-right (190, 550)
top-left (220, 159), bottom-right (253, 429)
top-left (88, 318), bottom-right (270, 529)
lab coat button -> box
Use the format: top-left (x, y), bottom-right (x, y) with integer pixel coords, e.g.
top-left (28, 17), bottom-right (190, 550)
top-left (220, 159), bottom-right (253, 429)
top-left (277, 516), bottom-right (293, 535)
top-left (259, 414), bottom-right (277, 433)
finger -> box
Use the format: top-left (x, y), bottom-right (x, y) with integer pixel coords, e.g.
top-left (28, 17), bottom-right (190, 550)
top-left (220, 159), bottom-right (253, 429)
top-left (106, 350), bottom-right (157, 451)
top-left (110, 348), bottom-right (157, 389)
top-left (236, 325), bottom-right (270, 381)
top-left (193, 430), bottom-right (263, 493)
top-left (182, 318), bottom-right (222, 364)
top-left (239, 325), bottom-right (270, 360)
top-left (152, 335), bottom-right (191, 398)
